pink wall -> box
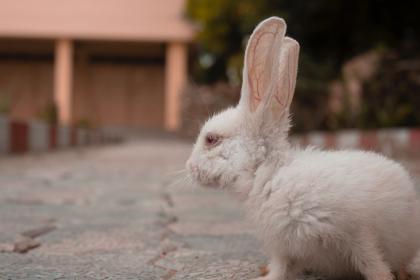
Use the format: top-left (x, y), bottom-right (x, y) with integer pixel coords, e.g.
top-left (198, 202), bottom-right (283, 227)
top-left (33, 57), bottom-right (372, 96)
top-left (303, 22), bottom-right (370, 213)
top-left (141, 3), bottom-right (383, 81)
top-left (0, 0), bottom-right (194, 42)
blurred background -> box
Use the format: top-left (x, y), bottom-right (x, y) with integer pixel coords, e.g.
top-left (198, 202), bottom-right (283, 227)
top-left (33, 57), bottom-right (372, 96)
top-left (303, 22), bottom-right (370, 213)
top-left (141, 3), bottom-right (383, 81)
top-left (0, 0), bottom-right (419, 153)
top-left (0, 1), bottom-right (419, 277)
top-left (183, 0), bottom-right (420, 135)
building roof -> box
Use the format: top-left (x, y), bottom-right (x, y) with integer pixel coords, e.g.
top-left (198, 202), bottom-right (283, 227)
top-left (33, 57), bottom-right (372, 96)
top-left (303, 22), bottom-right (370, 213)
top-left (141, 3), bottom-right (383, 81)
top-left (0, 0), bottom-right (195, 42)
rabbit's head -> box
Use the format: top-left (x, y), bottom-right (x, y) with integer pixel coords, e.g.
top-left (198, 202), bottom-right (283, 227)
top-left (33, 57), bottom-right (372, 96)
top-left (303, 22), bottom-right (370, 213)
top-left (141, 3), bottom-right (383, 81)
top-left (186, 17), bottom-right (299, 197)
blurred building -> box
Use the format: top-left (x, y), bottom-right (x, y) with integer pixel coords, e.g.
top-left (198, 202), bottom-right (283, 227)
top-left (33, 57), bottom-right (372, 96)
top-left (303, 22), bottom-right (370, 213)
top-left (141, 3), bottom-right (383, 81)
top-left (0, 0), bottom-right (194, 131)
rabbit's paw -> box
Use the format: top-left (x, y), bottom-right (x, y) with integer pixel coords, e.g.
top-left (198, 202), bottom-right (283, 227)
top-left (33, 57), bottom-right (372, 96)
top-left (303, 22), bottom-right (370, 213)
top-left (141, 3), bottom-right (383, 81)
top-left (251, 265), bottom-right (272, 280)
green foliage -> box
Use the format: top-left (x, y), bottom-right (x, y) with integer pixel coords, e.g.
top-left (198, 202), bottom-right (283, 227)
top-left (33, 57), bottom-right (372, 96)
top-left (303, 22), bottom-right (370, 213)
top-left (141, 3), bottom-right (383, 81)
top-left (0, 89), bottom-right (11, 114)
top-left (76, 119), bottom-right (92, 129)
top-left (360, 52), bottom-right (420, 128)
top-left (187, 0), bottom-right (420, 83)
top-left (186, 0), bottom-right (420, 130)
top-left (186, 0), bottom-right (268, 83)
top-left (39, 103), bottom-right (57, 124)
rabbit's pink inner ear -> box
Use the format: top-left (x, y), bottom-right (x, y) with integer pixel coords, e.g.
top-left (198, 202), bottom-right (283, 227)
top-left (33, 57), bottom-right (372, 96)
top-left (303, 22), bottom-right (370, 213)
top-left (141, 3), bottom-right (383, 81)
top-left (248, 61), bottom-right (261, 112)
top-left (248, 31), bottom-right (276, 112)
top-left (246, 19), bottom-right (285, 113)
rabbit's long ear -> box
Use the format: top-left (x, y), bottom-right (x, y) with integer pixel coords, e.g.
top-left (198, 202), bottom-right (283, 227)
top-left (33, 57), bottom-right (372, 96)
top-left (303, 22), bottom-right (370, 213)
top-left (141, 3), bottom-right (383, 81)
top-left (271, 37), bottom-right (300, 115)
top-left (241, 17), bottom-right (286, 113)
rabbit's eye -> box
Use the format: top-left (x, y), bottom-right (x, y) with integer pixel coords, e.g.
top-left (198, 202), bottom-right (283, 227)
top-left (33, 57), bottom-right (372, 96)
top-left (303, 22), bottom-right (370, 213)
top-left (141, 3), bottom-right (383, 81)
top-left (205, 133), bottom-right (221, 148)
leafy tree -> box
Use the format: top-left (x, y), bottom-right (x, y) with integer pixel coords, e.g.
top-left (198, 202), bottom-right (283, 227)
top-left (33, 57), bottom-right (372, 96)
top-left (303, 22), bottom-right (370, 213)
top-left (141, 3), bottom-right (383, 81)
top-left (187, 0), bottom-right (419, 82)
top-left (360, 51), bottom-right (420, 128)
top-left (186, 0), bottom-right (420, 130)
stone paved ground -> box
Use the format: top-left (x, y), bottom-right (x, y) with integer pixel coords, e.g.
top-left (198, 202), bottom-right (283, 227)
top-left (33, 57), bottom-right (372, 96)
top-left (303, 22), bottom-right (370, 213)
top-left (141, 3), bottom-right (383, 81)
top-left (0, 139), bottom-right (419, 280)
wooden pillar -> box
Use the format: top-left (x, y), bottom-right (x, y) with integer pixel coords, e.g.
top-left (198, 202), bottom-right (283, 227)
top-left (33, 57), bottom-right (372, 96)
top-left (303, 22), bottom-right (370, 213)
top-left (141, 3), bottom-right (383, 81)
top-left (164, 42), bottom-right (188, 131)
top-left (54, 39), bottom-right (74, 125)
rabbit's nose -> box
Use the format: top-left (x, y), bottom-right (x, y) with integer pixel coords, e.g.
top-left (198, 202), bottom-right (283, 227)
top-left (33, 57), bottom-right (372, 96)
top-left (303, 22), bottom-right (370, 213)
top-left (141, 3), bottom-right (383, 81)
top-left (186, 159), bottom-right (198, 173)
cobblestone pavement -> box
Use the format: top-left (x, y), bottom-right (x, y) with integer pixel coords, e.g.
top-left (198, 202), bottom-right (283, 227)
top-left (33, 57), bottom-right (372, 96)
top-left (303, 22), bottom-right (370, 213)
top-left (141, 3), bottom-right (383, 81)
top-left (0, 139), bottom-right (419, 280)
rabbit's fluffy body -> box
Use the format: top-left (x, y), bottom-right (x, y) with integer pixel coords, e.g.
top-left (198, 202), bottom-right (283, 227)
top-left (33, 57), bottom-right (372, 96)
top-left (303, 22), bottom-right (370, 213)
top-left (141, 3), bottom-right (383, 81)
top-left (248, 147), bottom-right (420, 278)
top-left (186, 17), bottom-right (420, 279)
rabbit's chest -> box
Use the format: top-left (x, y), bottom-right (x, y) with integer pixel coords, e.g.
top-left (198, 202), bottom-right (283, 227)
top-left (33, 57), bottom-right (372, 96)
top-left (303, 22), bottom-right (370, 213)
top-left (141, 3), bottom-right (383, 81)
top-left (247, 183), bottom-right (337, 247)
top-left (247, 185), bottom-right (357, 277)
top-left (249, 198), bottom-right (354, 276)
top-left (253, 183), bottom-right (329, 223)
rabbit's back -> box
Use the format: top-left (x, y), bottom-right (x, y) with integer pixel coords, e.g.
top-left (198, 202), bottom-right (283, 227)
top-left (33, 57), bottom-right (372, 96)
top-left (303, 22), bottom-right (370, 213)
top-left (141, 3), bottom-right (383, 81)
top-left (251, 148), bottom-right (420, 276)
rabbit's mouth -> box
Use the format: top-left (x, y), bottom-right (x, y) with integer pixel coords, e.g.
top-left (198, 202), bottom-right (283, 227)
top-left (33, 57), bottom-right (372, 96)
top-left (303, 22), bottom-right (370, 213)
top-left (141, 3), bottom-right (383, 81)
top-left (187, 165), bottom-right (223, 188)
top-left (186, 160), bottom-right (234, 188)
top-left (200, 174), bottom-right (222, 188)
top-left (192, 171), bottom-right (222, 188)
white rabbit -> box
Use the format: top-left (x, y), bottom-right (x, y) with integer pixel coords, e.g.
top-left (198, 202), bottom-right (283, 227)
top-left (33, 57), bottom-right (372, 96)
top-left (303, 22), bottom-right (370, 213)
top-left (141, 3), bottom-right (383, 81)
top-left (186, 17), bottom-right (420, 280)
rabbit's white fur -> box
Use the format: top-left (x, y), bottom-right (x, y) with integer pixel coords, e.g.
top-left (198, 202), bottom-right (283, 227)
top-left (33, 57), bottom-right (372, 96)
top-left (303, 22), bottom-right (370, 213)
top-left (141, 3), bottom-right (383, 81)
top-left (186, 17), bottom-right (420, 280)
